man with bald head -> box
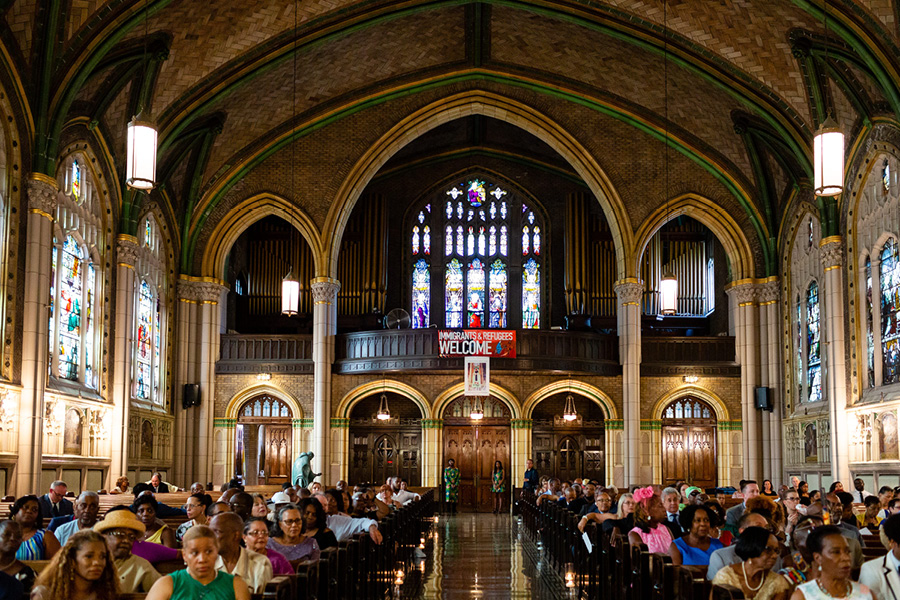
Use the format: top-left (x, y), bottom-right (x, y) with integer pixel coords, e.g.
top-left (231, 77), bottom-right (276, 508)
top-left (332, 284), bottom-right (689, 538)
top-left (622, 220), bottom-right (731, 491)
top-left (210, 512), bottom-right (273, 593)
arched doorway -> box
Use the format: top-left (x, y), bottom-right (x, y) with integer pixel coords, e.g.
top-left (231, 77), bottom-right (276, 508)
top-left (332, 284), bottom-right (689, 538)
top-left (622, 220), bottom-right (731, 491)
top-left (235, 395), bottom-right (293, 485)
top-left (442, 396), bottom-right (511, 512)
top-left (531, 392), bottom-right (606, 483)
top-left (661, 397), bottom-right (717, 489)
top-left (348, 393), bottom-right (422, 486)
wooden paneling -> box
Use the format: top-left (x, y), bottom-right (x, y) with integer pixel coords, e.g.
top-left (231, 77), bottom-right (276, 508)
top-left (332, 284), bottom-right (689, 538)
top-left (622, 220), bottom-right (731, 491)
top-left (641, 336), bottom-right (736, 364)
top-left (661, 397), bottom-right (718, 489)
top-left (443, 425), bottom-right (510, 512)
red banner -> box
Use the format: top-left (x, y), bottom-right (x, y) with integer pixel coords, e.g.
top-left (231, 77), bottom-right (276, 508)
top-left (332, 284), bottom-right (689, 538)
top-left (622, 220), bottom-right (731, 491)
top-left (438, 330), bottom-right (516, 358)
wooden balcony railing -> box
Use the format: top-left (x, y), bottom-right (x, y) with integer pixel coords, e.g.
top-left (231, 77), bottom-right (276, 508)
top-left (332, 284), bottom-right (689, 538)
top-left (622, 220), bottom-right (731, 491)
top-left (641, 336), bottom-right (736, 363)
top-left (216, 334), bottom-right (313, 374)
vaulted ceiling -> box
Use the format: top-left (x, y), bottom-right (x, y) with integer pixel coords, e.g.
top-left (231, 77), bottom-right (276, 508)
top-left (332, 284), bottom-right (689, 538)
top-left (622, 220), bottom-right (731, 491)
top-left (2, 0), bottom-right (899, 277)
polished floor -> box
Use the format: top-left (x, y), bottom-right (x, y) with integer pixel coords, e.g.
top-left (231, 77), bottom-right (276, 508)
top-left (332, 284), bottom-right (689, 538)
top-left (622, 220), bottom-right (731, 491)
top-left (404, 512), bottom-right (572, 599)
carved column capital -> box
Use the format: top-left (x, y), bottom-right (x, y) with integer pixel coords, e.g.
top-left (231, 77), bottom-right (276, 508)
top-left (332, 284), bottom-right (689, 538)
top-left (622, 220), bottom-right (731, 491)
top-left (27, 175), bottom-right (58, 218)
top-left (310, 277), bottom-right (341, 305)
top-left (116, 235), bottom-right (140, 269)
top-left (758, 280), bottom-right (780, 304)
top-left (726, 282), bottom-right (758, 305)
top-left (614, 279), bottom-right (643, 305)
top-left (819, 238), bottom-right (844, 270)
top-left (178, 279), bottom-right (226, 304)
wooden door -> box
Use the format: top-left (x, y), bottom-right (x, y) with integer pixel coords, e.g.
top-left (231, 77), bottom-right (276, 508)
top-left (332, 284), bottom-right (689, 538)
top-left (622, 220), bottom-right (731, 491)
top-left (661, 397), bottom-right (717, 490)
top-left (373, 434), bottom-right (397, 485)
top-left (443, 425), bottom-right (510, 511)
top-left (476, 428), bottom-right (510, 511)
top-left (263, 425), bottom-right (292, 483)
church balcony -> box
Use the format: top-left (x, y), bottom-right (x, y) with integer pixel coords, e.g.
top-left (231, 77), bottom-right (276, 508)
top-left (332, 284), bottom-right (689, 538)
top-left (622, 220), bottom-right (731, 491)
top-left (333, 329), bottom-right (620, 375)
top-left (217, 334), bottom-right (314, 374)
top-left (640, 335), bottom-right (740, 377)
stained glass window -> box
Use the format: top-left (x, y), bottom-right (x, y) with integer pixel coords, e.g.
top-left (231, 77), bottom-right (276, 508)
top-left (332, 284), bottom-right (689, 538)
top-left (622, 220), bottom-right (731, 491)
top-left (808, 218), bottom-right (814, 250)
top-left (412, 259), bottom-right (430, 328)
top-left (467, 259), bottom-right (485, 328)
top-left (807, 282), bottom-right (822, 402)
top-left (446, 259), bottom-right (463, 328)
top-left (489, 260), bottom-right (507, 328)
top-left (58, 236), bottom-right (84, 380)
top-left (884, 161), bottom-right (891, 194)
top-left (136, 280), bottom-right (154, 400)
top-left (144, 218), bottom-right (152, 247)
top-left (71, 160), bottom-right (81, 200)
top-left (866, 256), bottom-right (875, 388)
top-left (413, 179), bottom-right (541, 328)
top-left (796, 295), bottom-right (802, 403)
top-left (522, 226), bottom-right (530, 255)
top-left (881, 239), bottom-right (900, 384)
top-left (523, 258), bottom-right (540, 328)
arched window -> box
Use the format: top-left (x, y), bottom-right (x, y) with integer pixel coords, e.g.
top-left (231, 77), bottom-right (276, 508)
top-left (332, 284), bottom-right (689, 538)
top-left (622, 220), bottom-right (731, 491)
top-left (410, 179), bottom-right (542, 329)
top-left (881, 238), bottom-right (900, 384)
top-left (806, 282), bottom-right (822, 402)
top-left (866, 256), bottom-right (875, 388)
top-left (796, 294), bottom-right (803, 402)
top-left (132, 216), bottom-right (167, 406)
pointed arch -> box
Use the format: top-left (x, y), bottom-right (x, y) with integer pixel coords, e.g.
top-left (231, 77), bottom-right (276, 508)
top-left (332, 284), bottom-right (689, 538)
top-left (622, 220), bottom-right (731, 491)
top-left (224, 384), bottom-right (304, 420)
top-left (522, 380), bottom-right (617, 420)
top-left (336, 380), bottom-right (430, 420)
top-left (650, 385), bottom-right (730, 422)
top-left (433, 381), bottom-right (521, 419)
top-left (633, 193), bottom-right (757, 281)
top-left (201, 193), bottom-right (323, 280)
top-left (323, 90), bottom-right (632, 281)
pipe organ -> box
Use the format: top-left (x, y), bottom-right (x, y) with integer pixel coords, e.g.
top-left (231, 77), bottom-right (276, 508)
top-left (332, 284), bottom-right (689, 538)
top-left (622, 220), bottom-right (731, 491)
top-left (244, 218), bottom-right (314, 317)
top-left (640, 217), bottom-right (715, 316)
top-left (337, 194), bottom-right (388, 316)
top-left (565, 193), bottom-right (616, 317)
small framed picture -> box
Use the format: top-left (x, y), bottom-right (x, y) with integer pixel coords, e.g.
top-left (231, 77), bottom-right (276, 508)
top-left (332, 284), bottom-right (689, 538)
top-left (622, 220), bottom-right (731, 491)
top-left (464, 356), bottom-right (490, 396)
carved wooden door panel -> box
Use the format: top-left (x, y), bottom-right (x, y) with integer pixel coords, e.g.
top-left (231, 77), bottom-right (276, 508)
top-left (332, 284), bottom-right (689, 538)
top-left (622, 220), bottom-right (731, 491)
top-left (476, 427), bottom-right (510, 511)
top-left (688, 427), bottom-right (717, 489)
top-left (350, 433), bottom-right (369, 486)
top-left (400, 432), bottom-right (421, 486)
top-left (662, 427), bottom-right (689, 486)
top-left (373, 435), bottom-right (397, 485)
top-left (557, 437), bottom-right (580, 483)
top-left (443, 426), bottom-right (476, 508)
top-left (264, 425), bottom-right (291, 483)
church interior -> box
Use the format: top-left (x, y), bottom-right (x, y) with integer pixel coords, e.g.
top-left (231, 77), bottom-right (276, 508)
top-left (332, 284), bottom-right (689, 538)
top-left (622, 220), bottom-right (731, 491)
top-left (0, 1), bottom-right (900, 591)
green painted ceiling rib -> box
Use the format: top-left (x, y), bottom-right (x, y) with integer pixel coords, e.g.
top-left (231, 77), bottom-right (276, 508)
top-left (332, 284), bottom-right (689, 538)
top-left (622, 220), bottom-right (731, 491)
top-left (35, 0), bottom-right (177, 176)
top-left (182, 71), bottom-right (774, 276)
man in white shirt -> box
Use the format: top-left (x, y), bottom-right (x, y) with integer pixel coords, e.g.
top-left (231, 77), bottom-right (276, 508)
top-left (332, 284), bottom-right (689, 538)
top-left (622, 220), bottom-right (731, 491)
top-left (55, 491), bottom-right (101, 546)
top-left (326, 512), bottom-right (383, 544)
top-left (210, 512), bottom-right (273, 593)
top-left (94, 507), bottom-right (160, 593)
top-left (860, 513), bottom-right (900, 599)
top-left (381, 477), bottom-right (420, 505)
top-left (851, 478), bottom-right (874, 504)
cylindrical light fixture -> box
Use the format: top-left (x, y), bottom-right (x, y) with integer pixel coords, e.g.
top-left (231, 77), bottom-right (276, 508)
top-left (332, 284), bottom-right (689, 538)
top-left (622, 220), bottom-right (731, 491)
top-left (376, 392), bottom-right (391, 421)
top-left (281, 269), bottom-right (300, 316)
top-left (813, 115), bottom-right (844, 197)
top-left (563, 392), bottom-right (577, 422)
top-left (126, 111), bottom-right (158, 190)
top-left (659, 271), bottom-right (678, 315)
top-left (470, 397), bottom-right (484, 420)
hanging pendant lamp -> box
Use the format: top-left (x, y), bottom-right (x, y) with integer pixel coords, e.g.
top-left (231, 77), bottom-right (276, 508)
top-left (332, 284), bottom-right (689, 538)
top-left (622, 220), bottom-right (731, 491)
top-left (281, 269), bottom-right (300, 316)
top-left (813, 0), bottom-right (844, 197)
top-left (126, 111), bottom-right (157, 190)
top-left (659, 271), bottom-right (678, 315)
top-left (562, 389), bottom-right (577, 422)
top-left (376, 391), bottom-right (391, 420)
top-left (658, 0), bottom-right (678, 317)
top-left (470, 396), bottom-right (484, 420)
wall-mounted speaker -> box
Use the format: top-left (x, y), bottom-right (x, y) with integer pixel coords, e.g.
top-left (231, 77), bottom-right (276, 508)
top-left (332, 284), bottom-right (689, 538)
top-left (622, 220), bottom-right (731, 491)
top-left (182, 383), bottom-right (200, 409)
top-left (754, 386), bottom-right (772, 411)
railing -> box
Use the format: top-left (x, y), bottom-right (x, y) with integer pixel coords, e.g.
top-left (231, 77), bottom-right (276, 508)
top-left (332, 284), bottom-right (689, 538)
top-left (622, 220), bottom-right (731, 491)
top-left (516, 492), bottom-right (744, 599)
top-left (334, 328), bottom-right (620, 374)
top-left (216, 334), bottom-right (313, 374)
top-left (641, 336), bottom-right (736, 364)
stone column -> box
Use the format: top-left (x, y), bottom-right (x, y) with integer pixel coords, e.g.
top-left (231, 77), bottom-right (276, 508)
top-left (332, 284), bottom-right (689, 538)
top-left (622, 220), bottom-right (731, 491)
top-left (421, 420), bottom-right (442, 487)
top-left (511, 419), bottom-right (532, 494)
top-left (727, 281), bottom-right (760, 481)
top-left (615, 279), bottom-right (642, 487)
top-left (109, 235), bottom-right (139, 486)
top-left (174, 278), bottom-right (226, 488)
top-left (759, 279), bottom-right (783, 481)
top-left (17, 175), bottom-right (57, 493)
top-left (311, 277), bottom-right (340, 484)
top-left (820, 237), bottom-right (850, 484)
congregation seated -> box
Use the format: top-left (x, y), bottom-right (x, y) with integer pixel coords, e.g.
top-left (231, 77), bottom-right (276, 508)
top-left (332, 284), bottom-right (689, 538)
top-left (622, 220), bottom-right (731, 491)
top-left (0, 520), bottom-right (38, 594)
top-left (175, 492), bottom-right (212, 543)
top-left (145, 525), bottom-right (251, 600)
top-left (266, 503), bottom-right (320, 564)
top-left (250, 494), bottom-right (269, 519)
top-left (209, 512), bottom-right (273, 593)
top-left (627, 486), bottom-right (673, 554)
top-left (242, 517), bottom-right (293, 576)
top-left (712, 526), bottom-right (790, 599)
top-left (708, 512), bottom-right (779, 580)
top-left (108, 477), bottom-right (130, 495)
top-left (54, 491), bottom-right (100, 546)
top-left (298, 498), bottom-right (337, 551)
top-left (669, 503), bottom-right (723, 566)
top-left (134, 494), bottom-right (177, 548)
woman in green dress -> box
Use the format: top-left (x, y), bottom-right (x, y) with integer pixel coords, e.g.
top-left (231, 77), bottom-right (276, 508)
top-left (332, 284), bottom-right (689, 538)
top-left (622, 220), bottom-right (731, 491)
top-left (492, 461), bottom-right (506, 514)
top-left (444, 459), bottom-right (460, 514)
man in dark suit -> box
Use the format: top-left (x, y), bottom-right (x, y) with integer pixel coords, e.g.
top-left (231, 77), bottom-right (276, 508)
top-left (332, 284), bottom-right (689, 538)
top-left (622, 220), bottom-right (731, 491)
top-left (38, 480), bottom-right (74, 520)
top-left (148, 472), bottom-right (169, 493)
top-left (725, 480), bottom-right (760, 530)
top-left (661, 486), bottom-right (684, 537)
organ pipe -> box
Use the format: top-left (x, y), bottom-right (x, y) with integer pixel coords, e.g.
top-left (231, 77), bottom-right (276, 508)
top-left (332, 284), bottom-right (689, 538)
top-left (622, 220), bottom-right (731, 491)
top-left (565, 193), bottom-right (617, 317)
top-left (640, 218), bottom-right (713, 317)
top-left (337, 194), bottom-right (388, 316)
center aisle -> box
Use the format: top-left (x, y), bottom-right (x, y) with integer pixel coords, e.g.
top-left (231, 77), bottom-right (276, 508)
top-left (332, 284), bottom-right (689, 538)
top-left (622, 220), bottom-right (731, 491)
top-left (410, 513), bottom-right (571, 600)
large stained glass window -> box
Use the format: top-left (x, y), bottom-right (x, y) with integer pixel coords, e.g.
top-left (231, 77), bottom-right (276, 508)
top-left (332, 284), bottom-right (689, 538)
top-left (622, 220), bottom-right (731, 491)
top-left (807, 282), bottom-right (822, 402)
top-left (866, 256), bottom-right (875, 388)
top-left (412, 259), bottom-right (430, 328)
top-left (881, 239), bottom-right (900, 384)
top-left (135, 280), bottom-right (155, 400)
top-left (51, 235), bottom-right (95, 385)
top-left (411, 178), bottom-right (540, 328)
top-left (796, 295), bottom-right (802, 403)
